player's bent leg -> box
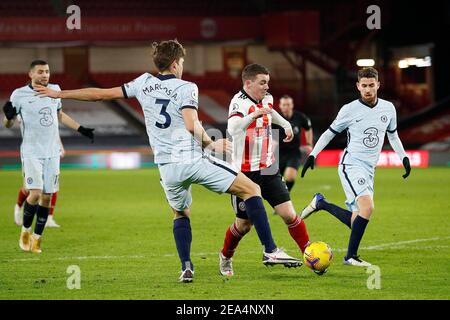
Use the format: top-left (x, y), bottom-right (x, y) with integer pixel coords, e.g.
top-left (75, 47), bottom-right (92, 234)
top-left (172, 208), bottom-right (195, 283)
top-left (234, 217), bottom-right (252, 234)
top-left (219, 218), bottom-right (252, 277)
top-left (273, 201), bottom-right (296, 224)
top-left (274, 201), bottom-right (309, 256)
top-left (227, 174), bottom-right (282, 259)
top-left (227, 172), bottom-right (261, 200)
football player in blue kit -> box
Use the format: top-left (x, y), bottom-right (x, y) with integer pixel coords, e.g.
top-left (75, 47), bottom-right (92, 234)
top-left (35, 40), bottom-right (300, 282)
top-left (3, 60), bottom-right (94, 253)
top-left (300, 67), bottom-right (411, 267)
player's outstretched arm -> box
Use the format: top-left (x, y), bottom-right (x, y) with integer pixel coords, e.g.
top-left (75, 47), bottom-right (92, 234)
top-left (60, 111), bottom-right (95, 143)
top-left (301, 128), bottom-right (336, 178)
top-left (34, 85), bottom-right (124, 101)
top-left (2, 101), bottom-right (16, 128)
top-left (182, 108), bottom-right (231, 154)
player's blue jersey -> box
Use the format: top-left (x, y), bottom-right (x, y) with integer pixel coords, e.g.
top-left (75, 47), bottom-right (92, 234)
top-left (330, 98), bottom-right (398, 169)
top-left (122, 73), bottom-right (200, 164)
top-left (10, 84), bottom-right (62, 159)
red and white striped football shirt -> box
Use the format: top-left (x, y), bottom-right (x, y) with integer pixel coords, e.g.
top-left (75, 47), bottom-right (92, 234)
top-left (228, 90), bottom-right (275, 172)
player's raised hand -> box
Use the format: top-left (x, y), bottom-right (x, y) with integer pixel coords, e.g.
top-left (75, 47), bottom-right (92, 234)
top-left (402, 157), bottom-right (411, 179)
top-left (2, 101), bottom-right (16, 120)
top-left (301, 155), bottom-right (315, 178)
top-left (34, 85), bottom-right (60, 98)
top-left (77, 126), bottom-right (95, 143)
top-left (283, 127), bottom-right (294, 142)
top-left (210, 138), bottom-right (232, 154)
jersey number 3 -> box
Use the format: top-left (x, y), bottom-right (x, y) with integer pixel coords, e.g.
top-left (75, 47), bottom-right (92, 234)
top-left (155, 99), bottom-right (171, 129)
top-left (363, 127), bottom-right (379, 148)
top-left (39, 107), bottom-right (54, 127)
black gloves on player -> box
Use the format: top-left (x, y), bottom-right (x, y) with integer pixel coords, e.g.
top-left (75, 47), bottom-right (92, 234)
top-left (402, 156), bottom-right (411, 179)
top-left (3, 101), bottom-right (16, 120)
top-left (301, 155), bottom-right (315, 178)
top-left (77, 126), bottom-right (95, 143)
top-left (302, 155), bottom-right (410, 179)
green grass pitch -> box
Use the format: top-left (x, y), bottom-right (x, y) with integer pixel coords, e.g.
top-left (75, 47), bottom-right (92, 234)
top-left (0, 167), bottom-right (449, 300)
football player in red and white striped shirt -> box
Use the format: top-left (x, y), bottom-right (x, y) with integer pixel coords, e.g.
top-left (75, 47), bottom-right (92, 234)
top-left (219, 64), bottom-right (310, 276)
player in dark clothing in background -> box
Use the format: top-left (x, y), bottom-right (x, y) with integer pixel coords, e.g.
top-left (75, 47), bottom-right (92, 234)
top-left (273, 95), bottom-right (313, 192)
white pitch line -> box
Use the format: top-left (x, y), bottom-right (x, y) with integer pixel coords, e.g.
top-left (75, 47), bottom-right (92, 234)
top-left (7, 255), bottom-right (145, 263)
top-left (360, 235), bottom-right (450, 250)
top-left (5, 236), bottom-right (450, 262)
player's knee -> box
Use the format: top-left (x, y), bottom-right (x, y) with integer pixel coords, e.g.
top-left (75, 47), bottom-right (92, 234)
top-left (40, 193), bottom-right (52, 207)
top-left (285, 173), bottom-right (295, 182)
top-left (359, 204), bottom-right (374, 219)
top-left (357, 196), bottom-right (374, 219)
top-left (173, 208), bottom-right (190, 219)
top-left (246, 182), bottom-right (261, 198)
top-left (281, 211), bottom-right (297, 224)
top-left (235, 219), bottom-right (252, 235)
top-left (28, 190), bottom-right (42, 203)
top-left (274, 203), bottom-right (296, 223)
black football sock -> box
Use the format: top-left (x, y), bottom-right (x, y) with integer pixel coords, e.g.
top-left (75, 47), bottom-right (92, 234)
top-left (23, 201), bottom-right (38, 229)
top-left (244, 196), bottom-right (277, 253)
top-left (34, 205), bottom-right (50, 236)
top-left (173, 217), bottom-right (193, 271)
top-left (345, 215), bottom-right (369, 260)
top-left (318, 199), bottom-right (352, 229)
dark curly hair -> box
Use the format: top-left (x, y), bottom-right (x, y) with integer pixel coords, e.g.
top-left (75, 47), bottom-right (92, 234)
top-left (152, 39), bottom-right (186, 72)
